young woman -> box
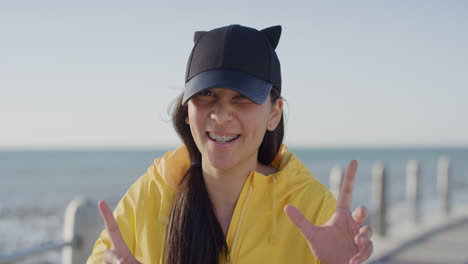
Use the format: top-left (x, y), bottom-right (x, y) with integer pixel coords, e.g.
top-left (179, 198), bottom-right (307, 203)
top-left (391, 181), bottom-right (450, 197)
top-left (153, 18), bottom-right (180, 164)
top-left (87, 24), bottom-right (373, 264)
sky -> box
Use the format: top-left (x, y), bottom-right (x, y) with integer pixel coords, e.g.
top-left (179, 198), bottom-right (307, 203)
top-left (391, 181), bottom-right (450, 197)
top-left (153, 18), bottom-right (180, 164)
top-left (1, 1), bottom-right (467, 149)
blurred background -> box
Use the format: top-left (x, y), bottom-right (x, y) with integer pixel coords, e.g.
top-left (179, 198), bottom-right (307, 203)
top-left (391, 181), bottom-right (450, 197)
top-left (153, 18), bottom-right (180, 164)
top-left (1, 1), bottom-right (467, 263)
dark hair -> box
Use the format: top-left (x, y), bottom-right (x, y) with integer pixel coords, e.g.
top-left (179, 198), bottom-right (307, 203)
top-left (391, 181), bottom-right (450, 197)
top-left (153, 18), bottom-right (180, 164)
top-left (164, 89), bottom-right (284, 264)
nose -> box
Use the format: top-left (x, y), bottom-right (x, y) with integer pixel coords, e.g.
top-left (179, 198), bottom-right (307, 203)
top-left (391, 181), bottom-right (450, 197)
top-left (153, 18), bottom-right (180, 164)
top-left (210, 100), bottom-right (234, 124)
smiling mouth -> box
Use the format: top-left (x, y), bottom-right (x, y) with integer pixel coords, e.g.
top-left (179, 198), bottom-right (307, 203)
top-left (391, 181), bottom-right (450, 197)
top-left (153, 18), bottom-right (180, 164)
top-left (207, 132), bottom-right (241, 144)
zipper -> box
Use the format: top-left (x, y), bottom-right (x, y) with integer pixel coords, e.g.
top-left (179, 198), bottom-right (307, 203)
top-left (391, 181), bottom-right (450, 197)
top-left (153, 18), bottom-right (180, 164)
top-left (270, 174), bottom-right (278, 243)
top-left (226, 184), bottom-right (253, 263)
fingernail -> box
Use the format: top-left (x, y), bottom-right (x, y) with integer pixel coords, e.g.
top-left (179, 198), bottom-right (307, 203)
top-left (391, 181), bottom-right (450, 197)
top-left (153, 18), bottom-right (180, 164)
top-left (360, 236), bottom-right (365, 244)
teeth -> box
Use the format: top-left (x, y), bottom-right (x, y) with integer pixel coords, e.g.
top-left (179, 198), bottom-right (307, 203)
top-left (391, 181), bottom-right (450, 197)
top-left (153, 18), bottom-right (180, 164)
top-left (208, 133), bottom-right (239, 143)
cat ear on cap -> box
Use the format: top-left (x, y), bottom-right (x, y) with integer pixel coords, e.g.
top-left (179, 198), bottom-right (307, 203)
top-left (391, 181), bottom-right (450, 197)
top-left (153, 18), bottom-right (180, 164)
top-left (261, 25), bottom-right (282, 49)
top-left (193, 31), bottom-right (207, 43)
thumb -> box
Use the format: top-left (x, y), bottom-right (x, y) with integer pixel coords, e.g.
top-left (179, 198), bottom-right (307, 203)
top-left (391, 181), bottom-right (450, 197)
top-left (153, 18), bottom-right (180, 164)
top-left (284, 204), bottom-right (319, 239)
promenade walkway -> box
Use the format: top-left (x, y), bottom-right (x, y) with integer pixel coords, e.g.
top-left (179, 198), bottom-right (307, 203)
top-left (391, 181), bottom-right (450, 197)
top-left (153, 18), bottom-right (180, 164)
top-left (374, 218), bottom-right (468, 264)
top-left (369, 205), bottom-right (468, 264)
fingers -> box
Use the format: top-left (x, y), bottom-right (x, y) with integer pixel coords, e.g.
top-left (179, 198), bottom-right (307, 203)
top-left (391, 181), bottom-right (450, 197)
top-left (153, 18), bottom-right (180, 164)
top-left (349, 239), bottom-right (373, 264)
top-left (103, 249), bottom-right (133, 264)
top-left (354, 226), bottom-right (373, 247)
top-left (351, 206), bottom-right (367, 226)
top-left (98, 200), bottom-right (127, 252)
top-left (284, 204), bottom-right (318, 239)
top-left (337, 160), bottom-right (358, 210)
top-left (103, 249), bottom-right (123, 264)
top-left (350, 226), bottom-right (373, 264)
top-left (360, 225), bottom-right (372, 239)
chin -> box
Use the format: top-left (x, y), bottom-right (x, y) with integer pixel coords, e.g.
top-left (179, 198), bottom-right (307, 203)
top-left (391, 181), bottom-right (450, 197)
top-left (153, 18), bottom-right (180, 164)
top-left (204, 154), bottom-right (239, 171)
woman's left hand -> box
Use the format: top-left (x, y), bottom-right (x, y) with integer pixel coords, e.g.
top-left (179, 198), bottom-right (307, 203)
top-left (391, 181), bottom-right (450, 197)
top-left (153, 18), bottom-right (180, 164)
top-left (284, 160), bottom-right (373, 264)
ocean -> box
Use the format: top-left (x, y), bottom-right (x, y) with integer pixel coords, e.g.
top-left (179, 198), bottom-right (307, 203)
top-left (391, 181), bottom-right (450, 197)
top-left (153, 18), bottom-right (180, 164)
top-left (1, 146), bottom-right (468, 263)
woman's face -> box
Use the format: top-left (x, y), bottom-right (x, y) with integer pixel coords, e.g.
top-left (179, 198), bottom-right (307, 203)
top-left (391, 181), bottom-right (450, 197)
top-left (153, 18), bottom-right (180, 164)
top-left (186, 87), bottom-right (283, 172)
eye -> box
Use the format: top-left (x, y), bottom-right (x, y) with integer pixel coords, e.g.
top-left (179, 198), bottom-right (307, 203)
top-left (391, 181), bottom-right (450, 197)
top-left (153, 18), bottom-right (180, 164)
top-left (192, 89), bottom-right (216, 104)
top-left (199, 89), bottom-right (215, 97)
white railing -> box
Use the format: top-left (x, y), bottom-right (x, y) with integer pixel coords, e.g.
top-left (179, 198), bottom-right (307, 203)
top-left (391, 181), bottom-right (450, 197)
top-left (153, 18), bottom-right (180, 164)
top-left (329, 157), bottom-right (455, 238)
top-left (329, 157), bottom-right (467, 263)
top-left (0, 198), bottom-right (102, 264)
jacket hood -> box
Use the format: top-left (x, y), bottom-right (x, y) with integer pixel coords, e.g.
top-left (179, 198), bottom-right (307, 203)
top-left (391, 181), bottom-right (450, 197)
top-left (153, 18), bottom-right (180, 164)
top-left (152, 144), bottom-right (322, 244)
top-left (154, 144), bottom-right (317, 198)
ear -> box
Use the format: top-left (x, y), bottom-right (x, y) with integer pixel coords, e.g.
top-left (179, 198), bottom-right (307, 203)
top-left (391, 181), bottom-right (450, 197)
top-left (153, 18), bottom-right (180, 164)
top-left (194, 31), bottom-right (207, 43)
top-left (261, 25), bottom-right (282, 49)
top-left (185, 116), bottom-right (190, 125)
top-left (267, 98), bottom-right (283, 131)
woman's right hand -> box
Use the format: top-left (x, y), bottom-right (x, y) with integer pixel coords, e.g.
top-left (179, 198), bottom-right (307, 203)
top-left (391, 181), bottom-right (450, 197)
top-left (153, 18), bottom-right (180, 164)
top-left (98, 200), bottom-right (142, 264)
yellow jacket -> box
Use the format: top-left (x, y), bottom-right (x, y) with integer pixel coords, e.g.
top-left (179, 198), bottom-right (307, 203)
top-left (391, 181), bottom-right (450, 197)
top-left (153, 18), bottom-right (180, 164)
top-left (87, 145), bottom-right (336, 263)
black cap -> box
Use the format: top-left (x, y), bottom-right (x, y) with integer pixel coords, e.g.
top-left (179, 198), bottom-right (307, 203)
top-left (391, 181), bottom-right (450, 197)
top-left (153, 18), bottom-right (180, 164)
top-left (183, 24), bottom-right (282, 104)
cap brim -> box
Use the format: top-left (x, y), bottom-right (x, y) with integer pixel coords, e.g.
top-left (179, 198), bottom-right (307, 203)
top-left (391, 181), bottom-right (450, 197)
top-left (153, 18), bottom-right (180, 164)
top-left (183, 69), bottom-right (273, 105)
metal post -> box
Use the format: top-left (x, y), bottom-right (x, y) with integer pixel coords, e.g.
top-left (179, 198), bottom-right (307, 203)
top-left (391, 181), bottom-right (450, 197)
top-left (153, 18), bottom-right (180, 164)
top-left (437, 157), bottom-right (451, 215)
top-left (371, 162), bottom-right (387, 237)
top-left (330, 165), bottom-right (343, 200)
top-left (62, 197), bottom-right (102, 264)
top-left (406, 160), bottom-right (421, 224)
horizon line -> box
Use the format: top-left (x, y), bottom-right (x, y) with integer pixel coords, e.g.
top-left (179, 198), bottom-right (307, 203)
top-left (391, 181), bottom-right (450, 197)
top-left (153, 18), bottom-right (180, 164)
top-left (1, 143), bottom-right (468, 151)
